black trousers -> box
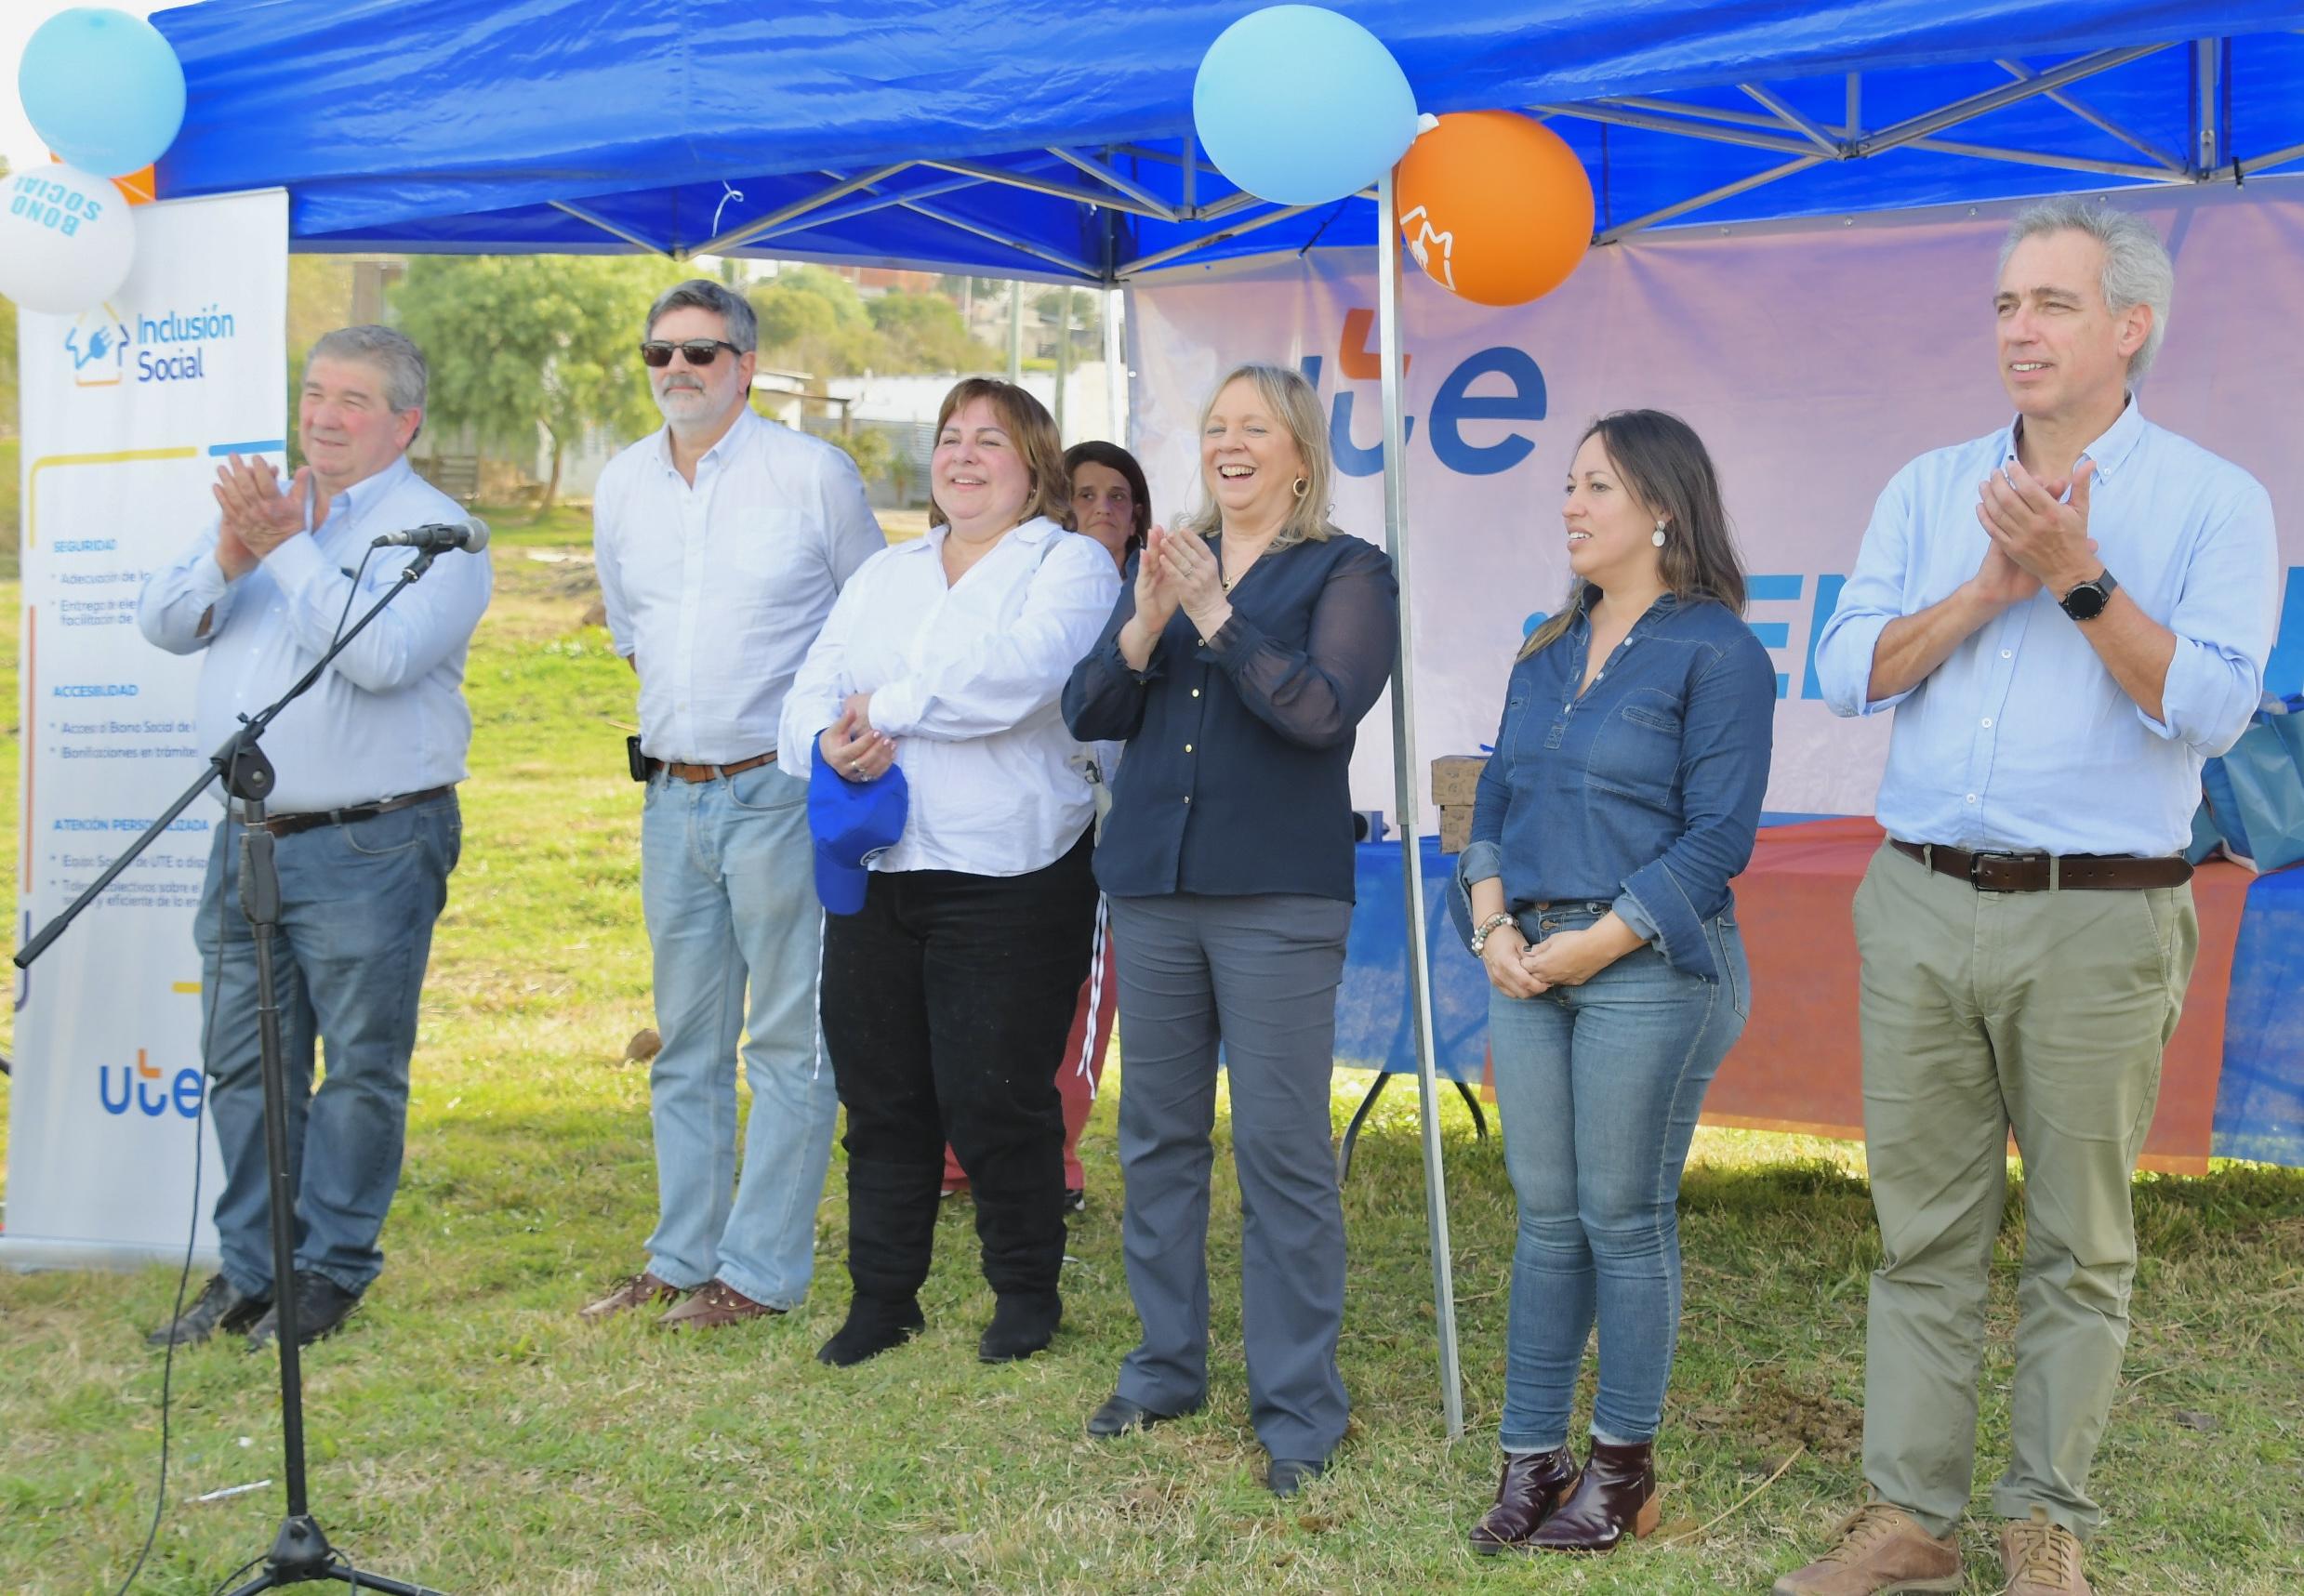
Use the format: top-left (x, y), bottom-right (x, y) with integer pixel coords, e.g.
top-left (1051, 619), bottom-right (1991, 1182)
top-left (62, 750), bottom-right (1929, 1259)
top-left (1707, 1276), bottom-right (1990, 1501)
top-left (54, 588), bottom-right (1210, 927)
top-left (820, 830), bottom-right (1098, 1306)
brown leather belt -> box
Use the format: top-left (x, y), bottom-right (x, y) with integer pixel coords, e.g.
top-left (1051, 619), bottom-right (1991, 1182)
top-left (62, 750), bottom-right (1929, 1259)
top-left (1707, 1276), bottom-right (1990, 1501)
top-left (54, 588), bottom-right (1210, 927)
top-left (1890, 839), bottom-right (2192, 892)
top-left (256, 785), bottom-right (455, 838)
top-left (647, 750), bottom-right (775, 784)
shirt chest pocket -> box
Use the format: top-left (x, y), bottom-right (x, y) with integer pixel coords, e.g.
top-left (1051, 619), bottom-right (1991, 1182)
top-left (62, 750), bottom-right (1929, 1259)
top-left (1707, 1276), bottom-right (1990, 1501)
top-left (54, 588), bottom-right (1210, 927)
top-left (723, 506), bottom-right (806, 584)
top-left (1586, 691), bottom-right (1683, 799)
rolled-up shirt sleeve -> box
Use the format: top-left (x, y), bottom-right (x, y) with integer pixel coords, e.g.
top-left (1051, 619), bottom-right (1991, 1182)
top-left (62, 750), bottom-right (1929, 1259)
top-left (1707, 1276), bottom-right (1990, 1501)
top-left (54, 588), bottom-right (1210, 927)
top-left (870, 537), bottom-right (1120, 741)
top-left (1815, 469), bottom-right (1919, 718)
top-left (138, 521), bottom-right (238, 653)
top-left (1619, 637), bottom-right (1777, 980)
top-left (1201, 540), bottom-right (1398, 750)
top-left (2138, 477), bottom-right (2279, 756)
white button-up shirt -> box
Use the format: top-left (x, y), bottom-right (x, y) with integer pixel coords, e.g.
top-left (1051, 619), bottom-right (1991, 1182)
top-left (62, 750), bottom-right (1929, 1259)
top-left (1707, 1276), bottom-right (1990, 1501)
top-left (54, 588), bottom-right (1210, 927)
top-left (781, 516), bottom-right (1121, 877)
top-left (592, 408), bottom-right (885, 763)
top-left (137, 455), bottom-right (494, 813)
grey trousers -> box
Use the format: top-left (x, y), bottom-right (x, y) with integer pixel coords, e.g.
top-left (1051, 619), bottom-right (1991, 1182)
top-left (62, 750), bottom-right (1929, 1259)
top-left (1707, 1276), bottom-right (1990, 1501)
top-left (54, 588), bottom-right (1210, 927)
top-left (1108, 891), bottom-right (1355, 1463)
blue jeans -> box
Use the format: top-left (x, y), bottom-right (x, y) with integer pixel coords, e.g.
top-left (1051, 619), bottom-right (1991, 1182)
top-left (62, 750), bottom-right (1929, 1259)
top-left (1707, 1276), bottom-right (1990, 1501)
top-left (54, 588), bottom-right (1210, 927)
top-left (1487, 904), bottom-right (1748, 1449)
top-left (640, 763), bottom-right (836, 1307)
top-left (197, 793), bottom-right (461, 1299)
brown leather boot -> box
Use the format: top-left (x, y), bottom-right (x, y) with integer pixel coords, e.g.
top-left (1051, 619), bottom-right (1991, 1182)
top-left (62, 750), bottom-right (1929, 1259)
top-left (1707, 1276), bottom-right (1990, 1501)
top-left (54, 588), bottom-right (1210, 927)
top-left (1468, 1444), bottom-right (1580, 1554)
top-left (1526, 1436), bottom-right (1660, 1553)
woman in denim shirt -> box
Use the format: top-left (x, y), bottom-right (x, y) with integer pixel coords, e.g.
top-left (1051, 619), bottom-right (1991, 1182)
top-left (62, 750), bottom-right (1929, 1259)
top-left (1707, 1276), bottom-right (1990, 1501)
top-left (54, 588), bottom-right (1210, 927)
top-left (1461, 410), bottom-right (1775, 1556)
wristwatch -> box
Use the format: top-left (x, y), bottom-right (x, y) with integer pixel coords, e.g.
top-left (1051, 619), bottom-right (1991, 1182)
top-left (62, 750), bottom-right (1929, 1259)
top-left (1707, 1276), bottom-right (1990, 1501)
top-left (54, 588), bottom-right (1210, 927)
top-left (1470, 911), bottom-right (1516, 955)
top-left (2059, 568), bottom-right (2119, 622)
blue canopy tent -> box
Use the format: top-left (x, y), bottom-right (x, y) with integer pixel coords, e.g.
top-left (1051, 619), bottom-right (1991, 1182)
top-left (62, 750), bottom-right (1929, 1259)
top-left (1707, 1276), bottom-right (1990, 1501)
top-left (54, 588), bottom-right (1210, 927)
top-left (146, 0), bottom-right (2304, 1435)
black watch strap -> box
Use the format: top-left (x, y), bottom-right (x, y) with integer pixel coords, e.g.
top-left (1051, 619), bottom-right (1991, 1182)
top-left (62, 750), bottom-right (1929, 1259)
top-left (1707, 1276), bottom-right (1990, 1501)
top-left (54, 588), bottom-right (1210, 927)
top-left (2059, 569), bottom-right (2119, 621)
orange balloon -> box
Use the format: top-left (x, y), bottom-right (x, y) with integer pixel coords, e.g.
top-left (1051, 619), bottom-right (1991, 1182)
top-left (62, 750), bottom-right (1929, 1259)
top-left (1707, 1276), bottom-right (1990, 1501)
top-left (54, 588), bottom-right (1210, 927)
top-left (50, 152), bottom-right (158, 205)
top-left (1395, 112), bottom-right (1595, 307)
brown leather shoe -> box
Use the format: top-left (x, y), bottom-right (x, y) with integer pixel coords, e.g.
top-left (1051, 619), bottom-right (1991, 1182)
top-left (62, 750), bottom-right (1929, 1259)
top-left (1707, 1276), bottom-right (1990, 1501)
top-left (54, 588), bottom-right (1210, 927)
top-left (1468, 1445), bottom-right (1580, 1554)
top-left (1527, 1437), bottom-right (1659, 1553)
top-left (1999, 1509), bottom-right (2089, 1595)
top-left (1773, 1502), bottom-right (1964, 1595)
top-left (579, 1271), bottom-right (683, 1322)
top-left (657, 1279), bottom-right (782, 1330)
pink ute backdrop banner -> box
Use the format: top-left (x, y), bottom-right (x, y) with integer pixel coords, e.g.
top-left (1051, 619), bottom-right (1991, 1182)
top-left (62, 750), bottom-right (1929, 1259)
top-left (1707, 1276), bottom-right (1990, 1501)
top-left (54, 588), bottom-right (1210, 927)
top-left (1125, 178), bottom-right (2304, 829)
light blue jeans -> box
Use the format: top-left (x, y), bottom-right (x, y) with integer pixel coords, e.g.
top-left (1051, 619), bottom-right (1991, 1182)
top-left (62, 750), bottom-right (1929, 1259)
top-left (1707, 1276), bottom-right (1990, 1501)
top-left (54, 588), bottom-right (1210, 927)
top-left (198, 794), bottom-right (460, 1299)
top-left (1488, 903), bottom-right (1748, 1450)
top-left (640, 763), bottom-right (836, 1308)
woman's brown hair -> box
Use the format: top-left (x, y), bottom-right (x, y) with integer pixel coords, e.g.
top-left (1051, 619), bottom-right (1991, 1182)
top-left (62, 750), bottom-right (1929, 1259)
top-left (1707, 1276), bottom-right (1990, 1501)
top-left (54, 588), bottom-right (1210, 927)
top-left (928, 377), bottom-right (1070, 532)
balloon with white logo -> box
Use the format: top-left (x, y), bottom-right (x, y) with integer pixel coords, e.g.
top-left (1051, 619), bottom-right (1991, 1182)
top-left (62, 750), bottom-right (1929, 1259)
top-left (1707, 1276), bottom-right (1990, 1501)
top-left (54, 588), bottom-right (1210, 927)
top-left (0, 162), bottom-right (138, 313)
top-left (1192, 6), bottom-right (1419, 207)
top-left (18, 7), bottom-right (189, 177)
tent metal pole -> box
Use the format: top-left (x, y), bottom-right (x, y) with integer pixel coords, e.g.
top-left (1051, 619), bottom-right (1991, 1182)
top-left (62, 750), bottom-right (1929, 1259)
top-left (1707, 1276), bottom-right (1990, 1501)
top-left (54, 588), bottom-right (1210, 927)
top-left (919, 158), bottom-right (1176, 220)
top-left (1538, 102), bottom-right (1815, 157)
top-left (695, 163), bottom-right (912, 257)
top-left (1105, 287), bottom-right (1126, 447)
top-left (546, 201), bottom-right (668, 257)
top-left (1738, 85), bottom-right (1846, 153)
top-left (1902, 138), bottom-right (2182, 183)
top-left (1047, 147), bottom-right (1180, 223)
top-left (1994, 59), bottom-right (2187, 171)
top-left (2237, 138), bottom-right (2304, 177)
top-left (1858, 44), bottom-right (2168, 156)
top-left (1375, 166), bottom-right (1465, 1444)
top-left (2195, 39), bottom-right (2223, 175)
top-left (1596, 155), bottom-right (1825, 244)
top-left (1119, 201), bottom-right (1317, 276)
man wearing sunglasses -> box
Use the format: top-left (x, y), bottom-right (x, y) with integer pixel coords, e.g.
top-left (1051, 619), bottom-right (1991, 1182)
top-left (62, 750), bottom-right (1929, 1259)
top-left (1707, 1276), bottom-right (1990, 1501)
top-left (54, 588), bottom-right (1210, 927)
top-left (583, 279), bottom-right (887, 1330)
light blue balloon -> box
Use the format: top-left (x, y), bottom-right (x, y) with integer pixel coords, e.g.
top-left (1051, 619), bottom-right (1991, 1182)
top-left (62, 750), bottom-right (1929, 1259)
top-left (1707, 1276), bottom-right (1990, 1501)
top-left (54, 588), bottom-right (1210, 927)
top-left (19, 7), bottom-right (189, 178)
top-left (1192, 6), bottom-right (1418, 208)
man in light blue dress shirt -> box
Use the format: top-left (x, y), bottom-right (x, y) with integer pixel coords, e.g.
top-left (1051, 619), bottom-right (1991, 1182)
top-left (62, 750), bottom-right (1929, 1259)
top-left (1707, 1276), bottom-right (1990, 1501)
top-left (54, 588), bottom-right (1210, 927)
top-left (138, 326), bottom-right (493, 1352)
top-left (579, 280), bottom-right (885, 1330)
top-left (1780, 202), bottom-right (2279, 1596)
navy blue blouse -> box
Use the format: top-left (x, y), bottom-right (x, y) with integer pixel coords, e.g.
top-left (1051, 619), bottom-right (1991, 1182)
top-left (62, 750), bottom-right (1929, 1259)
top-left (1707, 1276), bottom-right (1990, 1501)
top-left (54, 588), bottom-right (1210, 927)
top-left (1467, 589), bottom-right (1776, 980)
top-left (1063, 532), bottom-right (1399, 902)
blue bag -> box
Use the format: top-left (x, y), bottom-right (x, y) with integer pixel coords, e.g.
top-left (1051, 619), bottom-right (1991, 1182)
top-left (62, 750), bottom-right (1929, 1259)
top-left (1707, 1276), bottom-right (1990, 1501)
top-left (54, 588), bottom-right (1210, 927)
top-left (2202, 695), bottom-right (2304, 873)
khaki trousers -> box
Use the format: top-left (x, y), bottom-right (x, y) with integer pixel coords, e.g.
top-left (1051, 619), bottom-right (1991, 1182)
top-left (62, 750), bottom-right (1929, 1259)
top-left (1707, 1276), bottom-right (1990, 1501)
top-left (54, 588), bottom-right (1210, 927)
top-left (1852, 842), bottom-right (2196, 1539)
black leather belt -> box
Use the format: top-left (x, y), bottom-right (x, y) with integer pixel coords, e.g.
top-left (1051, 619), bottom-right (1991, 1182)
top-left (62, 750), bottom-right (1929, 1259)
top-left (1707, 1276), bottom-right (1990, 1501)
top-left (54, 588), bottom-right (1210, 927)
top-left (254, 785), bottom-right (454, 838)
top-left (1890, 839), bottom-right (2192, 892)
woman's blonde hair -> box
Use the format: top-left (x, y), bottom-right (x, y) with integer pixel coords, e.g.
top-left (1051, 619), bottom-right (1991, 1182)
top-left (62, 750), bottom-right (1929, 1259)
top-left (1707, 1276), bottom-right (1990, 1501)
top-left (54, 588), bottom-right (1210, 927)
top-left (928, 377), bottom-right (1070, 532)
top-left (1179, 363), bottom-right (1338, 550)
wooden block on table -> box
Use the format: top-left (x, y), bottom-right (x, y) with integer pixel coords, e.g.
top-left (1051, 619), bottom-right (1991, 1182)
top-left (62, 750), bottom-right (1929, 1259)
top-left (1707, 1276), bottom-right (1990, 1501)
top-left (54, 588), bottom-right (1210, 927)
top-left (1431, 755), bottom-right (1488, 807)
top-left (1438, 803), bottom-right (1474, 855)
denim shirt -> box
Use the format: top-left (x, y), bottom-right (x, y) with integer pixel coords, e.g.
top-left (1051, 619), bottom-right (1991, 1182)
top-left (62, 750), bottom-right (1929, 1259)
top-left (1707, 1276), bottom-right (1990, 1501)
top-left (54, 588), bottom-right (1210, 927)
top-left (1465, 589), bottom-right (1777, 981)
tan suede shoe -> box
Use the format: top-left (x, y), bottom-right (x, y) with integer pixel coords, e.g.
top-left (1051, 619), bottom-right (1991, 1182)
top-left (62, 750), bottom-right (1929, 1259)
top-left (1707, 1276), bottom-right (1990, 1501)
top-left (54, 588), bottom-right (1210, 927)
top-left (1999, 1509), bottom-right (2090, 1595)
top-left (1774, 1502), bottom-right (1965, 1595)
top-left (658, 1278), bottom-right (783, 1329)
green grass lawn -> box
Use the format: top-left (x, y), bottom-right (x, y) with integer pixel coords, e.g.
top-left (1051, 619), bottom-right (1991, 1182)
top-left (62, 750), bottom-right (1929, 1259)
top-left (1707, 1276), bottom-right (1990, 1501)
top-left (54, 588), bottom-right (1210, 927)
top-left (1, 554), bottom-right (2300, 1595)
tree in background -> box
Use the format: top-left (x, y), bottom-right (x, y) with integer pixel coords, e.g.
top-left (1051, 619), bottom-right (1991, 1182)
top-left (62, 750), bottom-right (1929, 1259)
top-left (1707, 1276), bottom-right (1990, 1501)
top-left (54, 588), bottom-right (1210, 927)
top-left (391, 255), bottom-right (663, 509)
top-left (748, 266), bottom-right (881, 377)
top-left (869, 290), bottom-right (996, 375)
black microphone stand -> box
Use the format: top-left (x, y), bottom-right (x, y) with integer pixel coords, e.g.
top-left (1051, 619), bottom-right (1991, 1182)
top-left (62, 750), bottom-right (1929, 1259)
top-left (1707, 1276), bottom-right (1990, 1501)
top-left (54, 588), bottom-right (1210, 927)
top-left (17, 547), bottom-right (453, 1594)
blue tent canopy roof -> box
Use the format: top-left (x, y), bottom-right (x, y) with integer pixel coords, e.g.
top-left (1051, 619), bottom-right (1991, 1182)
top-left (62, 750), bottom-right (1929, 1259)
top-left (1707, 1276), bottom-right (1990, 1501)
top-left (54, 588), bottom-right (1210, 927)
top-left (149, 0), bottom-right (2304, 277)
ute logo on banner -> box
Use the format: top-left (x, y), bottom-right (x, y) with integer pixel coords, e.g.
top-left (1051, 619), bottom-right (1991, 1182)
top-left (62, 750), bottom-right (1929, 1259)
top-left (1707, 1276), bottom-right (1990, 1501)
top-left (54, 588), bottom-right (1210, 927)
top-left (1301, 306), bottom-right (1549, 478)
top-left (98, 1048), bottom-right (205, 1120)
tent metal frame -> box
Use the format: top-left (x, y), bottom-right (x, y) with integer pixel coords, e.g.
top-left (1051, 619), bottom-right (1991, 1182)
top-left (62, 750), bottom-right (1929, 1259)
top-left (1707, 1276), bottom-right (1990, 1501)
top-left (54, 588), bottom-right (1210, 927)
top-left (528, 33), bottom-right (2297, 282)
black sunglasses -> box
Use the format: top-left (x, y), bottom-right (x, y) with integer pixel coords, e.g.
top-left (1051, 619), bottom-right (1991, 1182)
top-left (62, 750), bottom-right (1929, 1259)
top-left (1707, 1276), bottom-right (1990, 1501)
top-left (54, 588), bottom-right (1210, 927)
top-left (640, 338), bottom-right (741, 368)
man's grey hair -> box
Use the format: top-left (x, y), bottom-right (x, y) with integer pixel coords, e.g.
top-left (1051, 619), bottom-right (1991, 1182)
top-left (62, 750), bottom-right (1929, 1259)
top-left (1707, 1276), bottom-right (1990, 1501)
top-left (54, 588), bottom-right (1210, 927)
top-left (645, 278), bottom-right (758, 353)
top-left (305, 324), bottom-right (428, 414)
top-left (1998, 197), bottom-right (2175, 379)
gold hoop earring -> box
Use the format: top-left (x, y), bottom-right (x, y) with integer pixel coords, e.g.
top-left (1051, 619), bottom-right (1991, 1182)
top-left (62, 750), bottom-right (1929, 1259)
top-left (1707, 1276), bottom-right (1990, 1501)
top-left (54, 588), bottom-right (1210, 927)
top-left (1292, 476), bottom-right (1310, 500)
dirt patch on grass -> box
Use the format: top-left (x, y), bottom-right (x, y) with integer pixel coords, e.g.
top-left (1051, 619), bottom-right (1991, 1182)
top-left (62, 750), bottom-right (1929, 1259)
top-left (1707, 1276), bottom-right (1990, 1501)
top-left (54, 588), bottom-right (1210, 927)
top-left (1680, 1365), bottom-right (1862, 1465)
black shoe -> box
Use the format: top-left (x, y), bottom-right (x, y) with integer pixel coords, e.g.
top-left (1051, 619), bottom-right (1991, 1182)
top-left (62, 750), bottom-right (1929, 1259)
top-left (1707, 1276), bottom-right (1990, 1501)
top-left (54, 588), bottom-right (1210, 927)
top-left (816, 1295), bottom-right (927, 1367)
top-left (1267, 1458), bottom-right (1327, 1497)
top-left (146, 1273), bottom-right (270, 1349)
top-left (978, 1291), bottom-right (1062, 1363)
top-left (244, 1271), bottom-right (362, 1351)
top-left (1086, 1392), bottom-right (1202, 1438)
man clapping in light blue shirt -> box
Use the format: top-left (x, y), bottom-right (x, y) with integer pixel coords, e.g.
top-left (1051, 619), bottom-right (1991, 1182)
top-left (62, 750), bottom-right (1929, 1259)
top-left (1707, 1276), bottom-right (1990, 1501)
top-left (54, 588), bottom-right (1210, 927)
top-left (139, 326), bottom-right (492, 1353)
top-left (1781, 202), bottom-right (2278, 1596)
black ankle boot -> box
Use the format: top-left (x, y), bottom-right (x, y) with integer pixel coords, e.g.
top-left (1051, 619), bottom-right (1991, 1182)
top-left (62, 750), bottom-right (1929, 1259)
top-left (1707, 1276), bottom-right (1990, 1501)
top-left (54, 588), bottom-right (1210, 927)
top-left (978, 1290), bottom-right (1062, 1363)
top-left (1528, 1436), bottom-right (1659, 1553)
top-left (1468, 1444), bottom-right (1581, 1553)
top-left (816, 1295), bottom-right (926, 1367)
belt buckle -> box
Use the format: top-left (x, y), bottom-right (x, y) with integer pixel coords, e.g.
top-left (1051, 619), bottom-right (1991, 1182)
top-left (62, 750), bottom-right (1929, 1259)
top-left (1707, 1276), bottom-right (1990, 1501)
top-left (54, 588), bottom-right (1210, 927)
top-left (1969, 850), bottom-right (2043, 890)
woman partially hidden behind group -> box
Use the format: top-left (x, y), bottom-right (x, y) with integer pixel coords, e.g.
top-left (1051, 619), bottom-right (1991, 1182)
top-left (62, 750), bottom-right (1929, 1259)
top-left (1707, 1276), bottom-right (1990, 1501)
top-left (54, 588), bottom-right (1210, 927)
top-left (1065, 363), bottom-right (1398, 1497)
top-left (1461, 411), bottom-right (1775, 1553)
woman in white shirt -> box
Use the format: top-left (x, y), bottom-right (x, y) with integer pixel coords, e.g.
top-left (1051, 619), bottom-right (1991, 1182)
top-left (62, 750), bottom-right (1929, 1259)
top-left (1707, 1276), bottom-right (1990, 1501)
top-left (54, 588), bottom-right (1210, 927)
top-left (781, 379), bottom-right (1120, 1368)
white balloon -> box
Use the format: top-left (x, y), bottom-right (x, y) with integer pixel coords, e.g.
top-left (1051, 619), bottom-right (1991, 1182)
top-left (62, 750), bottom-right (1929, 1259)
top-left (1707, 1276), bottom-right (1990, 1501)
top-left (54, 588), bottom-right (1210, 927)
top-left (0, 162), bottom-right (136, 314)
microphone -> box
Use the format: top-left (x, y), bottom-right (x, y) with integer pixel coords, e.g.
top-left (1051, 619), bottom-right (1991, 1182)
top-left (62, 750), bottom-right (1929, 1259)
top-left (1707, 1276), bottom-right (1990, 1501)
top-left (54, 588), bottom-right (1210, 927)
top-left (372, 516), bottom-right (489, 552)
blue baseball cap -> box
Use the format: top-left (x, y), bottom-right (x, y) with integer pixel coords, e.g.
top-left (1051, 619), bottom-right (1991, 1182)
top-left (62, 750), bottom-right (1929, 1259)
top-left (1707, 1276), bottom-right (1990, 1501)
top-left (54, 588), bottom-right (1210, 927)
top-left (808, 740), bottom-right (908, 915)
